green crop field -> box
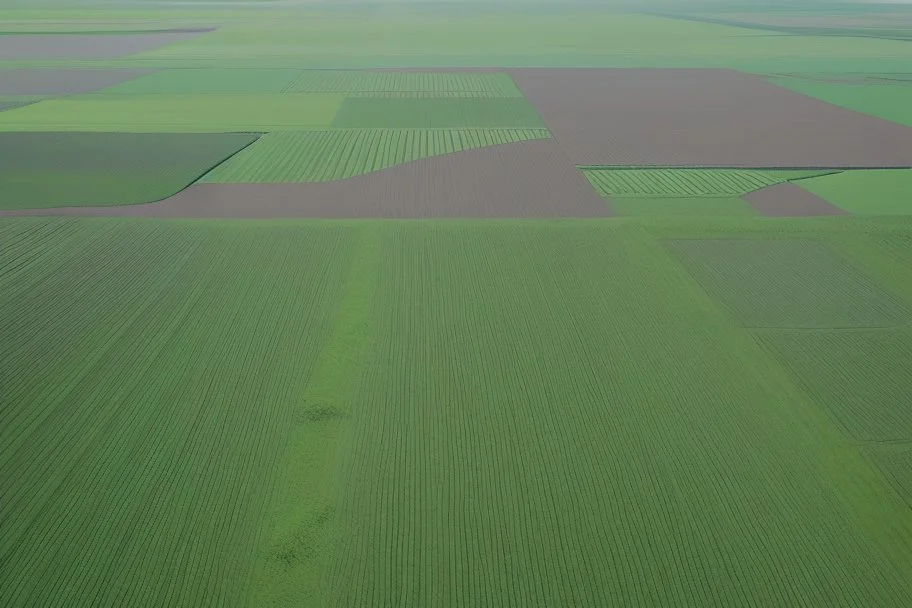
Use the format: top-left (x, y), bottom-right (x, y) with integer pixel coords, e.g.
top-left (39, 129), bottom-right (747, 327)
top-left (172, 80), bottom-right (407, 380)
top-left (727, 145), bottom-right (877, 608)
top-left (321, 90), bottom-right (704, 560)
top-left (771, 78), bottom-right (912, 126)
top-left (285, 71), bottom-right (524, 97)
top-left (666, 238), bottom-right (910, 328)
top-left (0, 132), bottom-right (257, 208)
top-left (0, 94), bottom-right (343, 131)
top-left (201, 128), bottom-right (551, 183)
top-left (330, 98), bottom-right (545, 129)
top-left (98, 68), bottom-right (303, 94)
top-left (4, 218), bottom-right (912, 606)
top-left (758, 329), bottom-right (912, 441)
top-left (797, 170), bottom-right (912, 215)
top-left (4, 0), bottom-right (912, 606)
top-left (582, 168), bottom-right (832, 197)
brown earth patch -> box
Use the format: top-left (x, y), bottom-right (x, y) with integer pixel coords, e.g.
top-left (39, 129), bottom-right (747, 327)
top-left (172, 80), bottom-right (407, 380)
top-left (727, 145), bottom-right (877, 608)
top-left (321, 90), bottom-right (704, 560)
top-left (0, 68), bottom-right (157, 95)
top-left (0, 31), bottom-right (210, 60)
top-left (0, 140), bottom-right (610, 219)
top-left (743, 182), bottom-right (848, 217)
top-left (508, 68), bottom-right (912, 167)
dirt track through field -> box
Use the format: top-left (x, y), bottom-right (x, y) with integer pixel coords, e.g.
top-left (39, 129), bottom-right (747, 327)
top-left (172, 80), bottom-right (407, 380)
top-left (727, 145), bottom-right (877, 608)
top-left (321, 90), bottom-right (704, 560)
top-left (0, 140), bottom-right (611, 218)
top-left (0, 68), bottom-right (157, 95)
top-left (509, 68), bottom-right (912, 167)
top-left (0, 31), bottom-right (211, 60)
top-left (743, 182), bottom-right (848, 216)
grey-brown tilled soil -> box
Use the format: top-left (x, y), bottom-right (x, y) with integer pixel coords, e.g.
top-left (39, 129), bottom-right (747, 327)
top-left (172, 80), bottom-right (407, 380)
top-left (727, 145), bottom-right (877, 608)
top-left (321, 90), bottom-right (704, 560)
top-left (0, 68), bottom-right (157, 95)
top-left (0, 140), bottom-right (611, 219)
top-left (743, 182), bottom-right (848, 216)
top-left (0, 31), bottom-right (210, 60)
top-left (509, 68), bottom-right (912, 167)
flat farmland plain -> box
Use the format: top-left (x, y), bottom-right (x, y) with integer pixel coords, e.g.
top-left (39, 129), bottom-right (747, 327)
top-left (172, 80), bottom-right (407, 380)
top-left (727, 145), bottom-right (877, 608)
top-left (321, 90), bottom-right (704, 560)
top-left (5, 218), bottom-right (912, 606)
top-left (5, 1), bottom-right (912, 606)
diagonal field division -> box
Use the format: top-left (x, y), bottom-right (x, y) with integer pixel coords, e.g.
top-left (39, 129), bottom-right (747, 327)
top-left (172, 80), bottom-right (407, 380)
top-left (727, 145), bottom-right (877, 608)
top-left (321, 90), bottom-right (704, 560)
top-left (510, 68), bottom-right (912, 167)
top-left (3, 140), bottom-right (608, 218)
top-left (200, 129), bottom-right (551, 182)
top-left (0, 132), bottom-right (259, 209)
top-left (758, 329), bottom-right (912, 441)
top-left (0, 69), bottom-right (158, 96)
top-left (666, 238), bottom-right (911, 328)
top-left (743, 182), bottom-right (848, 217)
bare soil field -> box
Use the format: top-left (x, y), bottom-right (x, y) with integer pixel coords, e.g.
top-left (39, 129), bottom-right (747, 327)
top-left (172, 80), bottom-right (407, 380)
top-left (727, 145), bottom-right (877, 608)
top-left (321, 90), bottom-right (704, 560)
top-left (0, 68), bottom-right (157, 95)
top-left (0, 31), bottom-right (211, 60)
top-left (0, 140), bottom-right (610, 218)
top-left (743, 182), bottom-right (848, 216)
top-left (509, 68), bottom-right (912, 167)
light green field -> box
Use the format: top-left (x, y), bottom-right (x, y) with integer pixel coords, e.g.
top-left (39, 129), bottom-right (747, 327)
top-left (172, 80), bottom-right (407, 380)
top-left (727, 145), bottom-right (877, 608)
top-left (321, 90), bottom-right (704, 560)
top-left (4, 218), bottom-right (912, 606)
top-left (666, 238), bottom-right (910, 328)
top-left (583, 168), bottom-right (831, 197)
top-left (0, 94), bottom-right (343, 131)
top-left (771, 79), bottom-right (912, 126)
top-left (285, 70), bottom-right (524, 97)
top-left (98, 68), bottom-right (303, 94)
top-left (331, 97), bottom-right (545, 128)
top-left (201, 128), bottom-right (551, 183)
top-left (797, 170), bottom-right (912, 215)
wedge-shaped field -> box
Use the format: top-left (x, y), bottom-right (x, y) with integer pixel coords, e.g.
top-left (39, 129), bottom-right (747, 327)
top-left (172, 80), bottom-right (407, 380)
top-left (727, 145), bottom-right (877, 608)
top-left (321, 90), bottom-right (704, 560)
top-left (610, 197), bottom-right (756, 216)
top-left (0, 95), bottom-right (343, 132)
top-left (0, 132), bottom-right (258, 209)
top-left (331, 98), bottom-right (545, 128)
top-left (582, 168), bottom-right (831, 197)
top-left (797, 170), bottom-right (912, 215)
top-left (5, 219), bottom-right (912, 606)
top-left (758, 330), bottom-right (912, 441)
top-left (666, 238), bottom-right (910, 328)
top-left (0, 68), bottom-right (157, 96)
top-left (286, 70), bottom-right (523, 96)
top-left (0, 219), bottom-right (349, 607)
top-left (97, 68), bottom-right (302, 94)
top-left (771, 79), bottom-right (912, 126)
top-left (201, 128), bottom-right (551, 182)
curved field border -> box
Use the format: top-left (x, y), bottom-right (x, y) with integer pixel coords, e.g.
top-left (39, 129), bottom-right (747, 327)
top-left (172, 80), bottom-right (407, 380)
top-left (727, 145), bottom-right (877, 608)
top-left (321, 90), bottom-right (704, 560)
top-left (2, 139), bottom-right (609, 218)
top-left (0, 132), bottom-right (260, 210)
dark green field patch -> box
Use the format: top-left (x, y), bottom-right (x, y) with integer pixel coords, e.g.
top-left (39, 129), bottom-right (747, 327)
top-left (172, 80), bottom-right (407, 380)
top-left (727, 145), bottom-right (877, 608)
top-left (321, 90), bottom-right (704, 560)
top-left (0, 132), bottom-right (258, 209)
top-left (873, 448), bottom-right (912, 509)
top-left (0, 101), bottom-right (34, 112)
top-left (98, 68), bottom-right (302, 94)
top-left (331, 98), bottom-right (545, 128)
top-left (610, 197), bottom-right (756, 217)
top-left (667, 238), bottom-right (910, 328)
top-left (759, 330), bottom-right (912, 442)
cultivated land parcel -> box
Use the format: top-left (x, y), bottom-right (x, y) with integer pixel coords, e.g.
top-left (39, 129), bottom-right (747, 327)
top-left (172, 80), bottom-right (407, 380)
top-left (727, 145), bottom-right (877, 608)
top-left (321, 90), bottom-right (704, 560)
top-left (3, 1), bottom-right (912, 606)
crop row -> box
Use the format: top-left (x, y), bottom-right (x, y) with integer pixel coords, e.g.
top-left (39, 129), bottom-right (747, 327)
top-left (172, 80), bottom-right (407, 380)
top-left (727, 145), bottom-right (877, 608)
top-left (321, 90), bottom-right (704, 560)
top-left (0, 219), bottom-right (349, 606)
top-left (319, 224), bottom-right (912, 606)
top-left (202, 128), bottom-right (551, 183)
top-left (665, 237), bottom-right (910, 328)
top-left (583, 168), bottom-right (829, 197)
